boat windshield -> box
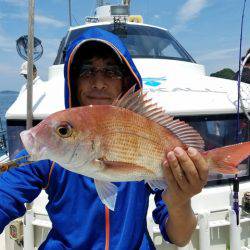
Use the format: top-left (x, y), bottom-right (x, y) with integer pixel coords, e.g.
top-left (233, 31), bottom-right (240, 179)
top-left (54, 24), bottom-right (195, 64)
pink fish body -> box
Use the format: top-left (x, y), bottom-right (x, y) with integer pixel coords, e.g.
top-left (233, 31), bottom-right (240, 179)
top-left (20, 88), bottom-right (250, 210)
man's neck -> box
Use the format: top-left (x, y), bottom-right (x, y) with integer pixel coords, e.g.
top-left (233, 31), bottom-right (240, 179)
top-left (33, 75), bottom-right (40, 82)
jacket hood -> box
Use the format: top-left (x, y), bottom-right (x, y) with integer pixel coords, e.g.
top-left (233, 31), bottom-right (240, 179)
top-left (64, 27), bottom-right (142, 108)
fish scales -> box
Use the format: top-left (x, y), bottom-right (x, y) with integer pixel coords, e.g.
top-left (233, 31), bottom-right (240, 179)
top-left (101, 133), bottom-right (164, 179)
top-left (84, 106), bottom-right (185, 180)
top-left (94, 106), bottom-right (184, 149)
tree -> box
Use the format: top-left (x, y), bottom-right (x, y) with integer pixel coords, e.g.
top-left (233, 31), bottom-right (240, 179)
top-left (210, 68), bottom-right (235, 80)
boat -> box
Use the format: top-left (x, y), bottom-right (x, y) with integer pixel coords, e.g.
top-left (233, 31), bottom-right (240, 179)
top-left (1, 1), bottom-right (250, 249)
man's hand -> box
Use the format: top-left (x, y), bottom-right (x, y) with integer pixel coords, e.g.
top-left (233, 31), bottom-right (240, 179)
top-left (160, 147), bottom-right (208, 247)
top-left (162, 147), bottom-right (208, 209)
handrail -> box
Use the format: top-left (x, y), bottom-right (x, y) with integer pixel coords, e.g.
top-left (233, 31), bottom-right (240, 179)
top-left (0, 118), bottom-right (7, 153)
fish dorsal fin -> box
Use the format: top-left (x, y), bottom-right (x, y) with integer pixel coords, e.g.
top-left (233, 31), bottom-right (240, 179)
top-left (112, 86), bottom-right (205, 151)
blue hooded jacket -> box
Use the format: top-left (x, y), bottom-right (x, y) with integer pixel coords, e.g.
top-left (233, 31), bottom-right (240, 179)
top-left (0, 27), bottom-right (170, 250)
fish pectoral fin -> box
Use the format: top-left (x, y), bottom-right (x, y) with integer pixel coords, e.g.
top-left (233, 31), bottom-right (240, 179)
top-left (145, 180), bottom-right (167, 191)
top-left (93, 158), bottom-right (108, 170)
top-left (94, 179), bottom-right (118, 211)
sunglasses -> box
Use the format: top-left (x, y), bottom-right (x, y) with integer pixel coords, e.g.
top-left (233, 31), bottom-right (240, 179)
top-left (78, 65), bottom-right (124, 80)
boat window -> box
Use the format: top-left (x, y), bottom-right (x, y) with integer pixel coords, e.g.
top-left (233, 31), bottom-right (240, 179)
top-left (6, 122), bottom-right (26, 159)
top-left (6, 120), bottom-right (41, 159)
top-left (181, 114), bottom-right (250, 186)
top-left (54, 24), bottom-right (195, 64)
top-left (53, 36), bottom-right (66, 65)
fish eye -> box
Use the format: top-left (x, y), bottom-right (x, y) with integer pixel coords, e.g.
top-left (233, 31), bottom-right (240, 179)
top-left (56, 122), bottom-right (73, 138)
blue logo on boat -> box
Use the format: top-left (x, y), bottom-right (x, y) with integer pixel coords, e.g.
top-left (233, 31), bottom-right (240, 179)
top-left (144, 81), bottom-right (161, 87)
top-left (143, 77), bottom-right (166, 87)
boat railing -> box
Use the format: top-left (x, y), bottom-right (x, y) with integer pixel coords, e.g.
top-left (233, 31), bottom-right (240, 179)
top-left (0, 118), bottom-right (8, 154)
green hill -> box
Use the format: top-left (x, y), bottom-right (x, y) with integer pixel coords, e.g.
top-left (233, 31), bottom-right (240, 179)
top-left (210, 68), bottom-right (235, 80)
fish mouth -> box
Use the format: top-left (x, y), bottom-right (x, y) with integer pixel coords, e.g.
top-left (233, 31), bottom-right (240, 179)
top-left (20, 130), bottom-right (35, 153)
top-left (20, 130), bottom-right (47, 161)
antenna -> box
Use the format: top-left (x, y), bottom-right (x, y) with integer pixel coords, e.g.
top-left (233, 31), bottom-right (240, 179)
top-left (97, 0), bottom-right (104, 7)
top-left (234, 0), bottom-right (247, 227)
top-left (68, 0), bottom-right (72, 26)
top-left (27, 0), bottom-right (35, 131)
top-left (123, 0), bottom-right (131, 5)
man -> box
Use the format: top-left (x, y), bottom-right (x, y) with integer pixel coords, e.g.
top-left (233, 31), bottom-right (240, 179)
top-left (18, 62), bottom-right (43, 96)
top-left (19, 61), bottom-right (37, 80)
top-left (0, 28), bottom-right (208, 249)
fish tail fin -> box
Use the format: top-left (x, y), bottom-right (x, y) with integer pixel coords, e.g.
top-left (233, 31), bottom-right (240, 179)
top-left (202, 142), bottom-right (250, 174)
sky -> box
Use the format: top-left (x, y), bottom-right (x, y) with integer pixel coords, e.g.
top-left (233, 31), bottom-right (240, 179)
top-left (0, 0), bottom-right (249, 91)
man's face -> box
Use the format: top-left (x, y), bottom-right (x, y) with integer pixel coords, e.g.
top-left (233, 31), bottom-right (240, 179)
top-left (22, 70), bottom-right (37, 80)
top-left (76, 57), bottom-right (123, 106)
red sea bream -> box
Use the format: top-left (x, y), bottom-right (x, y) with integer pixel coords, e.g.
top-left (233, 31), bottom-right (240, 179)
top-left (20, 88), bottom-right (250, 210)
